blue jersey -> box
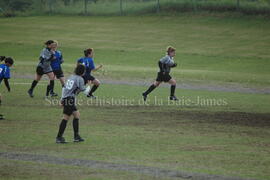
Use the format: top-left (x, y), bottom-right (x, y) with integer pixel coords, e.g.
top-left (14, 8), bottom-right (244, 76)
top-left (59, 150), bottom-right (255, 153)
top-left (51, 51), bottom-right (63, 70)
top-left (77, 57), bottom-right (95, 74)
top-left (0, 64), bottom-right (10, 84)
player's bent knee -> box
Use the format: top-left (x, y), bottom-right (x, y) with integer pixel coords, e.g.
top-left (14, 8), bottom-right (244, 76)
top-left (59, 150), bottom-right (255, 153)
top-left (94, 80), bottom-right (100, 86)
top-left (154, 82), bottom-right (161, 87)
top-left (73, 111), bottom-right (80, 119)
top-left (63, 114), bottom-right (70, 121)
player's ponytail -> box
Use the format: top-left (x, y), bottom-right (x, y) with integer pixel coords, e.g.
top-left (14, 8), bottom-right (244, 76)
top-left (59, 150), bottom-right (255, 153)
top-left (45, 40), bottom-right (55, 46)
top-left (167, 46), bottom-right (176, 55)
top-left (0, 56), bottom-right (6, 62)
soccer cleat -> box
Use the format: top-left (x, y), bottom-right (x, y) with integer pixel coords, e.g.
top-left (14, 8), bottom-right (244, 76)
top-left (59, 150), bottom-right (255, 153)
top-left (74, 135), bottom-right (84, 142)
top-left (50, 92), bottom-right (58, 97)
top-left (170, 96), bottom-right (179, 101)
top-left (87, 94), bottom-right (96, 99)
top-left (28, 89), bottom-right (34, 98)
top-left (0, 114), bottom-right (4, 120)
top-left (142, 93), bottom-right (147, 102)
top-left (56, 136), bottom-right (67, 144)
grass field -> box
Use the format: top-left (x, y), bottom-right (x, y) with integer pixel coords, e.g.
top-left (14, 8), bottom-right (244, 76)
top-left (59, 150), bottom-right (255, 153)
top-left (0, 14), bottom-right (270, 180)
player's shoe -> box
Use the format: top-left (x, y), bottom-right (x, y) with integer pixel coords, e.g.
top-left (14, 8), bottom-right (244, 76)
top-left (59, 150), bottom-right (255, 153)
top-left (50, 92), bottom-right (58, 97)
top-left (170, 96), bottom-right (178, 101)
top-left (74, 135), bottom-right (84, 142)
top-left (0, 114), bottom-right (4, 120)
top-left (56, 136), bottom-right (67, 144)
top-left (87, 94), bottom-right (96, 99)
top-left (142, 93), bottom-right (147, 101)
top-left (28, 89), bottom-right (34, 98)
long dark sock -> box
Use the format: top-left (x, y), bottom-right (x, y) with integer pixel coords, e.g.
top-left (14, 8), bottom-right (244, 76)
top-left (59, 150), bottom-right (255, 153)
top-left (170, 85), bottom-right (176, 97)
top-left (46, 85), bottom-right (50, 96)
top-left (73, 118), bottom-right (79, 137)
top-left (49, 80), bottom-right (54, 94)
top-left (29, 80), bottom-right (38, 91)
top-left (88, 85), bottom-right (99, 96)
top-left (57, 119), bottom-right (67, 138)
top-left (144, 84), bottom-right (156, 95)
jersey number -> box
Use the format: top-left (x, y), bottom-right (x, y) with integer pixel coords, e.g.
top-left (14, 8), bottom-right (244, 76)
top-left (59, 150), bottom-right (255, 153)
top-left (66, 79), bottom-right (74, 90)
top-left (0, 68), bottom-right (3, 74)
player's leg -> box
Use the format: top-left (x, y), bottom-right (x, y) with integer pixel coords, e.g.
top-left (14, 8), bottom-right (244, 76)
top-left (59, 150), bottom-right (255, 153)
top-left (57, 69), bottom-right (65, 87)
top-left (168, 78), bottom-right (178, 100)
top-left (46, 72), bottom-right (57, 97)
top-left (87, 77), bottom-right (100, 98)
top-left (46, 73), bottom-right (56, 97)
top-left (50, 70), bottom-right (65, 96)
top-left (59, 77), bottom-right (65, 87)
top-left (56, 113), bottom-right (70, 143)
top-left (142, 81), bottom-right (161, 101)
top-left (56, 97), bottom-right (73, 143)
top-left (28, 72), bottom-right (42, 98)
top-left (72, 110), bottom-right (84, 142)
top-left (0, 93), bottom-right (3, 120)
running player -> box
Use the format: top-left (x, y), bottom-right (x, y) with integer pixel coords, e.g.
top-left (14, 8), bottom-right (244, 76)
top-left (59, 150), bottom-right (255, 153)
top-left (46, 41), bottom-right (65, 97)
top-left (0, 56), bottom-right (14, 120)
top-left (28, 40), bottom-right (56, 98)
top-left (56, 64), bottom-right (87, 143)
top-left (142, 46), bottom-right (178, 101)
top-left (77, 48), bottom-right (102, 99)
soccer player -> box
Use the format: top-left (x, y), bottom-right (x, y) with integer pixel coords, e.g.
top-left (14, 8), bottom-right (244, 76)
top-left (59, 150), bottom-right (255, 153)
top-left (77, 48), bottom-right (102, 99)
top-left (28, 40), bottom-right (56, 98)
top-left (56, 64), bottom-right (87, 143)
top-left (142, 46), bottom-right (178, 101)
top-left (0, 56), bottom-right (14, 120)
top-left (46, 41), bottom-right (65, 97)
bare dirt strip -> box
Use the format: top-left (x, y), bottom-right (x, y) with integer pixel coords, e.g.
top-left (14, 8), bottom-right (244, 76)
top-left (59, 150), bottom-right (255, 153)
top-left (13, 73), bottom-right (270, 94)
top-left (0, 152), bottom-right (255, 180)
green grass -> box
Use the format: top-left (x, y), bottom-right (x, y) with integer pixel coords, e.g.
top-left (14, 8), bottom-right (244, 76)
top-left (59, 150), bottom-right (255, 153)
top-left (0, 15), bottom-right (270, 179)
top-left (0, 81), bottom-right (270, 179)
top-left (1, 15), bottom-right (270, 87)
top-left (0, 159), bottom-right (171, 180)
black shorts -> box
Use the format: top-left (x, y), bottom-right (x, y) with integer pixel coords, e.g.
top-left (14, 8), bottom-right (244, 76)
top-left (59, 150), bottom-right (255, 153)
top-left (62, 97), bottom-right (77, 116)
top-left (53, 69), bottom-right (64, 79)
top-left (156, 72), bottom-right (172, 82)
top-left (83, 74), bottom-right (95, 84)
top-left (36, 66), bottom-right (53, 76)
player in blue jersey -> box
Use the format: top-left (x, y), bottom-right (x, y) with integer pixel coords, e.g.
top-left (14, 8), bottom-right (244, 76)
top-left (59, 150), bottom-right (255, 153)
top-left (77, 48), bottom-right (102, 99)
top-left (0, 56), bottom-right (14, 120)
top-left (46, 41), bottom-right (65, 97)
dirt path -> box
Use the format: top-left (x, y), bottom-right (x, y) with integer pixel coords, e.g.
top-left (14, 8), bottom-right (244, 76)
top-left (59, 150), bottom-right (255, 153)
top-left (13, 73), bottom-right (270, 94)
top-left (0, 152), bottom-right (255, 180)
top-left (100, 79), bottom-right (270, 94)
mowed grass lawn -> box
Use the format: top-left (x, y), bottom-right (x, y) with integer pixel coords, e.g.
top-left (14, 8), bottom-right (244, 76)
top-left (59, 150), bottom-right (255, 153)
top-left (0, 15), bottom-right (270, 180)
top-left (0, 15), bottom-right (270, 86)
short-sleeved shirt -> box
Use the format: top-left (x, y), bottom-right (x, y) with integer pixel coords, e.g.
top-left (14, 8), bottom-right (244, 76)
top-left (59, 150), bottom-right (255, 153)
top-left (159, 55), bottom-right (175, 73)
top-left (38, 48), bottom-right (54, 72)
top-left (77, 57), bottom-right (95, 75)
top-left (61, 75), bottom-right (86, 99)
top-left (51, 50), bottom-right (63, 70)
top-left (0, 64), bottom-right (10, 83)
